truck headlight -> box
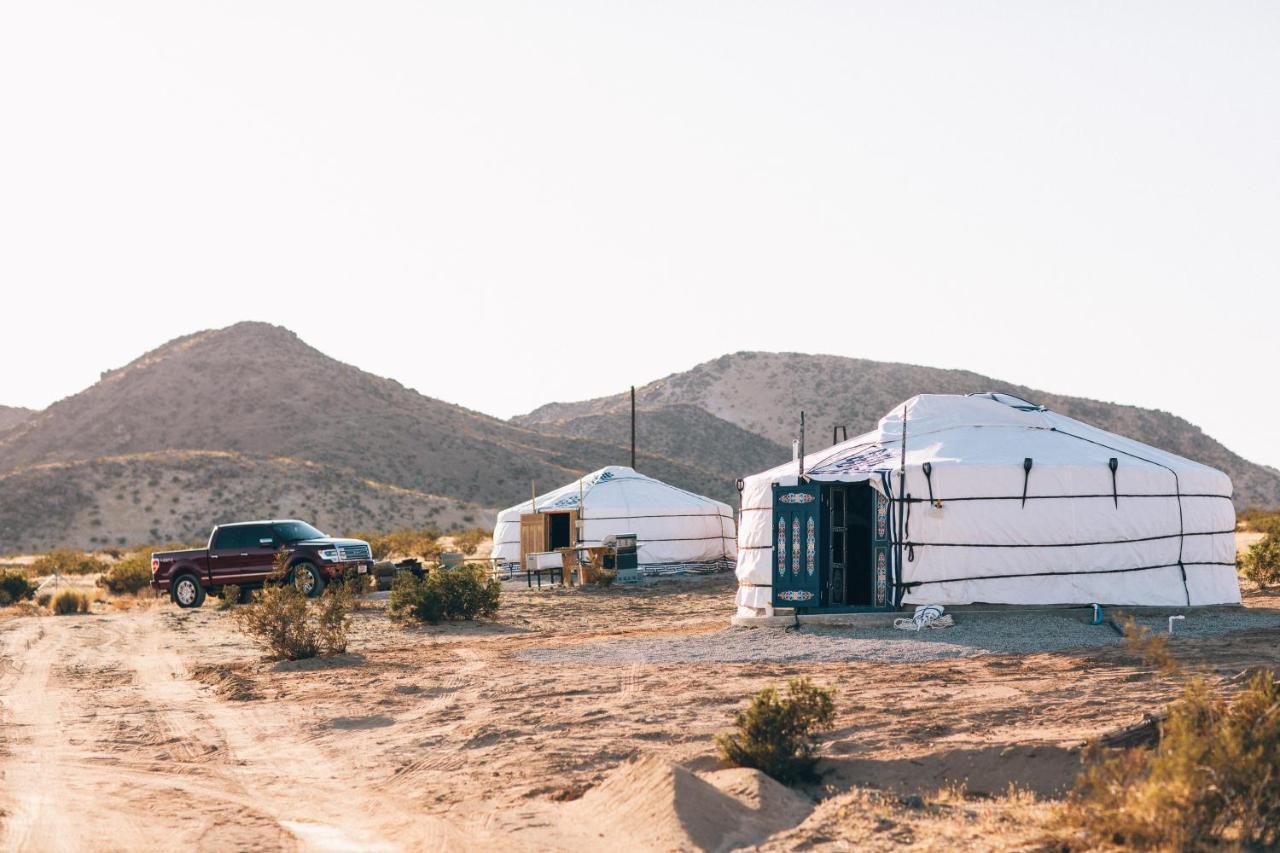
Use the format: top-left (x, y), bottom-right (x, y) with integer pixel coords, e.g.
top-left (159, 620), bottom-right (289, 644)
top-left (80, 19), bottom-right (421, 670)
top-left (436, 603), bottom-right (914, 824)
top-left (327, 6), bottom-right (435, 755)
top-left (319, 548), bottom-right (340, 561)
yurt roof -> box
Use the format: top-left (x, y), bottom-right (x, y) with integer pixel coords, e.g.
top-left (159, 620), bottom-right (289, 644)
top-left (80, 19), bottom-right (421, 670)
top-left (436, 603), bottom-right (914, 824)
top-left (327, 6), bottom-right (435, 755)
top-left (495, 466), bottom-right (731, 521)
top-left (745, 393), bottom-right (1228, 495)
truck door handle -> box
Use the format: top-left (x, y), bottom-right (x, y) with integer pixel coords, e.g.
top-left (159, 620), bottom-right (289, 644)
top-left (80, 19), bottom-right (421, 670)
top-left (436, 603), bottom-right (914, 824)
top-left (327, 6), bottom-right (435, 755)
top-left (239, 553), bottom-right (248, 557)
top-left (210, 555), bottom-right (219, 559)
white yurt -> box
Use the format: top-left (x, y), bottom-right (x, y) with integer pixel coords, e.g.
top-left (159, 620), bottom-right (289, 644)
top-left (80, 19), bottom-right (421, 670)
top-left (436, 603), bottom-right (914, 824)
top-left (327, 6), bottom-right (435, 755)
top-left (736, 393), bottom-right (1239, 617)
top-left (492, 466), bottom-right (737, 575)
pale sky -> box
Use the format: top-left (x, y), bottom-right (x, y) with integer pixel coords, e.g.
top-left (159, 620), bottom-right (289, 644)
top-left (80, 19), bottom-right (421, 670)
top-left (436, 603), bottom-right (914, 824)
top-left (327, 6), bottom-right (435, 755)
top-left (1, 1), bottom-right (1277, 468)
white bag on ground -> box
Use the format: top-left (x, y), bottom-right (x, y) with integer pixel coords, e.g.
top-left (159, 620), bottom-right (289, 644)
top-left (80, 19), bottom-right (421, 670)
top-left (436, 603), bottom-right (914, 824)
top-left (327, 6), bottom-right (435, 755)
top-left (894, 605), bottom-right (954, 631)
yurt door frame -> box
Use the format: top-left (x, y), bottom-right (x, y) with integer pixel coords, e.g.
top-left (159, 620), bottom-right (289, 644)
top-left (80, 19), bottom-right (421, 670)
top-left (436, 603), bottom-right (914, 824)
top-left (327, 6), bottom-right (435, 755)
top-left (771, 480), bottom-right (892, 612)
top-left (519, 510), bottom-right (579, 567)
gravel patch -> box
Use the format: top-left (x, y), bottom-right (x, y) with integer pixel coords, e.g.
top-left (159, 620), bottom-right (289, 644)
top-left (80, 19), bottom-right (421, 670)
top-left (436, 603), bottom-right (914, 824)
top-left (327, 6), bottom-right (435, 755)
top-left (518, 610), bottom-right (1280, 665)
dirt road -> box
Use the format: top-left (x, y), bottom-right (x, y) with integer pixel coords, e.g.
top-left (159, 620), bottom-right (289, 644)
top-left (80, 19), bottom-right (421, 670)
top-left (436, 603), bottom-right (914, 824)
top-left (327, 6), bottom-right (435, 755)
top-left (0, 609), bottom-right (464, 851)
top-left (1, 575), bottom-right (1277, 851)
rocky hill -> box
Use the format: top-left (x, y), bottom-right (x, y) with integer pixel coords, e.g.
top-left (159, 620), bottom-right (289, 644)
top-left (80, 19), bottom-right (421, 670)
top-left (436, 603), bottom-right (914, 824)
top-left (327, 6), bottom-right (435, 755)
top-left (0, 406), bottom-right (32, 434)
top-left (518, 352), bottom-right (1280, 509)
top-left (0, 323), bottom-right (733, 550)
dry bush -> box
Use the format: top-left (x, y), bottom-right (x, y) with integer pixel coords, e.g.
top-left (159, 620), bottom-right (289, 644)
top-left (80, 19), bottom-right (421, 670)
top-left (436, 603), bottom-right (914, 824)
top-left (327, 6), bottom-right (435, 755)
top-left (0, 569), bottom-right (37, 606)
top-left (352, 527), bottom-right (441, 561)
top-left (452, 527), bottom-right (489, 556)
top-left (30, 548), bottom-right (108, 576)
top-left (1238, 508), bottom-right (1280, 537)
top-left (52, 589), bottom-right (92, 615)
top-left (230, 583), bottom-right (352, 661)
top-left (1060, 672), bottom-right (1280, 850)
top-left (314, 582), bottom-right (353, 654)
top-left (715, 677), bottom-right (836, 785)
top-left (36, 592), bottom-right (51, 608)
top-left (1240, 533), bottom-right (1280, 590)
top-left (97, 552), bottom-right (152, 594)
top-left (217, 584), bottom-right (241, 610)
top-left (388, 564), bottom-right (500, 624)
top-left (1115, 613), bottom-right (1180, 674)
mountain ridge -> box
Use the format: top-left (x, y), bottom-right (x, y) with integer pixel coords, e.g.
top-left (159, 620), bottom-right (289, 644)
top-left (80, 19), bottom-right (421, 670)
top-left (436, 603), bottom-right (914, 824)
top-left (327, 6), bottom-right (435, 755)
top-left (516, 351), bottom-right (1280, 509)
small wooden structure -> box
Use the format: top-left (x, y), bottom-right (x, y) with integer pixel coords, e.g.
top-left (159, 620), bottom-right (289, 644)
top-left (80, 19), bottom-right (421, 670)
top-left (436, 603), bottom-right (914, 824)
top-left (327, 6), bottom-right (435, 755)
top-left (518, 509), bottom-right (579, 570)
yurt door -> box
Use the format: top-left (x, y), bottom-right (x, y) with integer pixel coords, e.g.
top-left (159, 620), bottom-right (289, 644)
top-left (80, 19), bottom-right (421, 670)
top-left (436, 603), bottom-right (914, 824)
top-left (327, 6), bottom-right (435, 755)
top-left (771, 483), bottom-right (822, 608)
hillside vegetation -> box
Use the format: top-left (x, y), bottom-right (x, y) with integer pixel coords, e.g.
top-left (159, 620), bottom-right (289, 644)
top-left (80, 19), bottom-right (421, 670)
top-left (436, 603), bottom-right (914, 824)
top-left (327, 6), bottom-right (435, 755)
top-left (0, 405), bottom-right (33, 434)
top-left (0, 450), bottom-right (484, 552)
top-left (519, 351), bottom-right (1280, 509)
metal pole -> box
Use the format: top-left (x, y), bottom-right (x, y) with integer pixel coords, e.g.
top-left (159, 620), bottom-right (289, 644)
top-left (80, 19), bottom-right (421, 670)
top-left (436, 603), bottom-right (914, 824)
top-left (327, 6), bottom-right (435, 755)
top-left (896, 404), bottom-right (908, 604)
top-left (798, 411), bottom-right (806, 478)
top-left (530, 480), bottom-right (536, 513)
top-left (630, 385), bottom-right (636, 470)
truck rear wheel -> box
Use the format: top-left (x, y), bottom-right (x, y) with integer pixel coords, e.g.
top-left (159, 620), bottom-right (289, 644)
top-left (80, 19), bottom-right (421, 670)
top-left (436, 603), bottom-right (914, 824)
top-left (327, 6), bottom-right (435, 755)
top-left (171, 573), bottom-right (206, 608)
top-left (291, 562), bottom-right (325, 598)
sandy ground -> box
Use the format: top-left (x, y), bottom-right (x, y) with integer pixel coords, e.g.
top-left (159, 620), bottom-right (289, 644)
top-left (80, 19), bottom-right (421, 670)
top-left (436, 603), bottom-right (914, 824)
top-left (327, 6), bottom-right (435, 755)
top-left (0, 569), bottom-right (1277, 852)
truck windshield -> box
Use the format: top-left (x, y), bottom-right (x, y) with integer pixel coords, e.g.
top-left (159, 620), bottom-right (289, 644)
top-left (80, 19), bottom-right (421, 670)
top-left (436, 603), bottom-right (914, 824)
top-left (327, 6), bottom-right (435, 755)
top-left (272, 521), bottom-right (326, 542)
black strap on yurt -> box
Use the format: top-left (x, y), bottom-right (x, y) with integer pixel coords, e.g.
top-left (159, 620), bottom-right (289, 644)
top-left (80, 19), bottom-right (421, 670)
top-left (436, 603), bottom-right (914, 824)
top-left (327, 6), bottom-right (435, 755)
top-left (1020, 458), bottom-right (1033, 507)
top-left (1108, 458), bottom-right (1119, 508)
top-left (904, 493), bottom-right (915, 562)
top-left (922, 462), bottom-right (936, 506)
top-left (1050, 427), bottom-right (1191, 606)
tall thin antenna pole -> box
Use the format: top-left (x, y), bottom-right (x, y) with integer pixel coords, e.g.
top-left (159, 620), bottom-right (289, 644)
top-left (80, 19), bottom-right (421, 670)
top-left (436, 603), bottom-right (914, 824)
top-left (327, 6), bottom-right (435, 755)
top-left (897, 404), bottom-right (908, 602)
top-left (630, 385), bottom-right (636, 469)
top-left (798, 411), bottom-right (806, 478)
top-left (531, 480), bottom-right (537, 513)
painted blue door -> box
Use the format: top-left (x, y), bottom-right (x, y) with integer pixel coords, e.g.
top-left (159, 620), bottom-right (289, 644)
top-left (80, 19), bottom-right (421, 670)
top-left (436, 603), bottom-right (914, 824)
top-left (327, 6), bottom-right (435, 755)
top-left (771, 482), bottom-right (821, 609)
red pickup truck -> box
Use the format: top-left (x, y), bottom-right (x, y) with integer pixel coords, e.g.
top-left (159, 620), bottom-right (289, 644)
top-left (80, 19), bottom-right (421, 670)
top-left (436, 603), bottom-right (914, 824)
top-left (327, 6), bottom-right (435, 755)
top-left (151, 520), bottom-right (373, 608)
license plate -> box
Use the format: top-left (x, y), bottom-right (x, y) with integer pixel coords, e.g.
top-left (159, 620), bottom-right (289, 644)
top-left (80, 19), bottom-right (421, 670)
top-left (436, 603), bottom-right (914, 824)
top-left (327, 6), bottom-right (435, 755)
top-left (357, 565), bottom-right (367, 574)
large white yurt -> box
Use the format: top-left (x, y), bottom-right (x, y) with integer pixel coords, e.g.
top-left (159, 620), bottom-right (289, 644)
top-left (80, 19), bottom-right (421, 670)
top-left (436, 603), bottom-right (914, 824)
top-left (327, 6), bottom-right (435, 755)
top-left (736, 393), bottom-right (1239, 617)
top-left (492, 466), bottom-right (737, 575)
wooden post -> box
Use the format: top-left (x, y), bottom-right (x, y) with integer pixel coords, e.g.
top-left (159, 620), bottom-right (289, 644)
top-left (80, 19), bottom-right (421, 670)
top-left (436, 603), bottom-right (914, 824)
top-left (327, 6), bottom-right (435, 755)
top-left (630, 385), bottom-right (636, 470)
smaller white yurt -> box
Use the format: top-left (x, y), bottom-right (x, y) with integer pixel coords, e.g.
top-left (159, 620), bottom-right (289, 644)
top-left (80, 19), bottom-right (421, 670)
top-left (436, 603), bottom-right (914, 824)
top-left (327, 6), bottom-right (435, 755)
top-left (492, 466), bottom-right (737, 575)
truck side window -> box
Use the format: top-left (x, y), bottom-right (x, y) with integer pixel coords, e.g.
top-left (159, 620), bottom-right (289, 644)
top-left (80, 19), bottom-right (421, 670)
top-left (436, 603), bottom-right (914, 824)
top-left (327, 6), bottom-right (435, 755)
top-left (212, 527), bottom-right (245, 550)
top-left (248, 525), bottom-right (276, 548)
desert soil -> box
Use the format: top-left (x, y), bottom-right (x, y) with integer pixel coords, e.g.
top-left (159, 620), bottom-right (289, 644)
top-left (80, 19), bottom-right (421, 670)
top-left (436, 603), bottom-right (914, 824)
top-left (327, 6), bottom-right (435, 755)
top-left (1, 572), bottom-right (1278, 852)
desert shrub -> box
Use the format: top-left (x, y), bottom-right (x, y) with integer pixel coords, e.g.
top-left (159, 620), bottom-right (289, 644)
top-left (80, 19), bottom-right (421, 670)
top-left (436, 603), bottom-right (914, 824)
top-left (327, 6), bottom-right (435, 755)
top-left (218, 584), bottom-right (241, 610)
top-left (97, 552), bottom-right (153, 594)
top-left (230, 583), bottom-right (352, 661)
top-left (1238, 508), bottom-right (1280, 537)
top-left (29, 548), bottom-right (108, 576)
top-left (36, 592), bottom-right (51, 608)
top-left (1241, 533), bottom-right (1280, 589)
top-left (1115, 613), bottom-right (1180, 674)
top-left (715, 677), bottom-right (836, 785)
top-left (0, 569), bottom-right (37, 605)
top-left (452, 527), bottom-right (489, 556)
top-left (52, 589), bottom-right (92, 615)
top-left (388, 564), bottom-right (500, 624)
top-left (315, 582), bottom-right (353, 654)
top-left (352, 527), bottom-right (441, 561)
top-left (1061, 671), bottom-right (1280, 850)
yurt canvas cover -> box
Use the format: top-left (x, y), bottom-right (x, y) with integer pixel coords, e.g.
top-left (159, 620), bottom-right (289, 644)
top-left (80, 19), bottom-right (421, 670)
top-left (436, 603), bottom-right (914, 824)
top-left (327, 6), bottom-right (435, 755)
top-left (736, 394), bottom-right (1239, 616)
top-left (493, 467), bottom-right (737, 574)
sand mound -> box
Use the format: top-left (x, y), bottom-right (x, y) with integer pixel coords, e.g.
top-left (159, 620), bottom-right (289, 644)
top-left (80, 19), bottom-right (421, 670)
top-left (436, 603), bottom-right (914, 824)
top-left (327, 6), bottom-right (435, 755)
top-left (564, 757), bottom-right (811, 852)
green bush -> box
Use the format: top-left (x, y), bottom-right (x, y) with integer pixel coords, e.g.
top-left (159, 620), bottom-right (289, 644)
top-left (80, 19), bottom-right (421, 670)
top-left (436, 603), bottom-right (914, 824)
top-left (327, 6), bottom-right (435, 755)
top-left (0, 570), bottom-right (37, 606)
top-left (52, 589), bottom-right (92, 615)
top-left (1241, 533), bottom-right (1280, 589)
top-left (97, 552), bottom-right (153, 594)
top-left (388, 564), bottom-right (500, 624)
top-left (1239, 508), bottom-right (1280, 537)
top-left (1061, 672), bottom-right (1280, 850)
top-left (715, 677), bottom-right (836, 785)
top-left (230, 583), bottom-right (352, 661)
top-left (30, 548), bottom-right (108, 576)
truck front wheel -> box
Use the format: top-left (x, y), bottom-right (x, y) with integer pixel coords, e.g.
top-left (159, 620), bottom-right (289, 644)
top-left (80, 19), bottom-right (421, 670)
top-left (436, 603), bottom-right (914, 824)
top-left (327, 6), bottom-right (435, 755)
top-left (171, 573), bottom-right (206, 608)
top-left (291, 562), bottom-right (325, 598)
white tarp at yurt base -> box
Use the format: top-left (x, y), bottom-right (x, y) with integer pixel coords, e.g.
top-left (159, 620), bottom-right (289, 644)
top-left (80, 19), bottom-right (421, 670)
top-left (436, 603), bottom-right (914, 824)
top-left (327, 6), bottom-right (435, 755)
top-left (736, 393), bottom-right (1240, 617)
top-left (492, 466), bottom-right (737, 575)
